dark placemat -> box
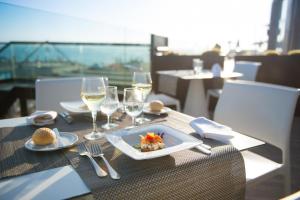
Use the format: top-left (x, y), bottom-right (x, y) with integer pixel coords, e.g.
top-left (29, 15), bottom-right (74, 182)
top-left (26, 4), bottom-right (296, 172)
top-left (0, 111), bottom-right (245, 200)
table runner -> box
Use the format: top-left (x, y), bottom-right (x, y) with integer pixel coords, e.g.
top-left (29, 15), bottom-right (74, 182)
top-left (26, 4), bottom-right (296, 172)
top-left (0, 111), bottom-right (245, 200)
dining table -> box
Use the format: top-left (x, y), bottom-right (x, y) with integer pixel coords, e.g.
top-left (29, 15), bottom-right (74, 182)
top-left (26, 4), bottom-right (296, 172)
top-left (156, 70), bottom-right (243, 118)
top-left (0, 109), bottom-right (263, 200)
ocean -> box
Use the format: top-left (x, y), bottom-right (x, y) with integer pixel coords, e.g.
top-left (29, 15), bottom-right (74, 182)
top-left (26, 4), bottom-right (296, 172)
top-left (0, 42), bottom-right (150, 85)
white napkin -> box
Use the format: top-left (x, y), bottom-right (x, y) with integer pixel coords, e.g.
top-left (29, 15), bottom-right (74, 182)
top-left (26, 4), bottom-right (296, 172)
top-left (27, 111), bottom-right (57, 126)
top-left (190, 117), bottom-right (233, 142)
top-left (211, 63), bottom-right (222, 77)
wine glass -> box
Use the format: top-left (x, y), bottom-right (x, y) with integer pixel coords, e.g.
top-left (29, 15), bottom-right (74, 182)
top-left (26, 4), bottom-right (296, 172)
top-left (132, 72), bottom-right (152, 124)
top-left (81, 77), bottom-right (106, 140)
top-left (100, 86), bottom-right (119, 130)
top-left (123, 88), bottom-right (144, 127)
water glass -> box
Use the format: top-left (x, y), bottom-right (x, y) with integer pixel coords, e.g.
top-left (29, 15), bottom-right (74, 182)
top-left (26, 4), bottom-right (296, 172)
top-left (101, 86), bottom-right (119, 130)
top-left (193, 58), bottom-right (203, 74)
top-left (132, 72), bottom-right (152, 124)
top-left (123, 88), bottom-right (144, 127)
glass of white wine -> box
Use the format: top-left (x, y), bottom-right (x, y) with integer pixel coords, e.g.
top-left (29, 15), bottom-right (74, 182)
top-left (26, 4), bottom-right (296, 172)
top-left (132, 72), bottom-right (152, 124)
top-left (100, 86), bottom-right (119, 130)
top-left (123, 88), bottom-right (144, 127)
top-left (81, 77), bottom-right (106, 140)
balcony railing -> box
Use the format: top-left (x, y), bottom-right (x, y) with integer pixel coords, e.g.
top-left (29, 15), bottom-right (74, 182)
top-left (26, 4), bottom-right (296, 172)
top-left (0, 41), bottom-right (150, 87)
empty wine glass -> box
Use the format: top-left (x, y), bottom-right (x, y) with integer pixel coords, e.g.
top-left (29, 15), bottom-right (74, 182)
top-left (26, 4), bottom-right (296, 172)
top-left (123, 88), bottom-right (144, 127)
top-left (132, 72), bottom-right (152, 124)
top-left (81, 77), bottom-right (106, 140)
top-left (100, 86), bottom-right (119, 130)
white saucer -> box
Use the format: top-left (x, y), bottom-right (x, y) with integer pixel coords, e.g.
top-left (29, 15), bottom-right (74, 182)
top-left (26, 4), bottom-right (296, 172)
top-left (25, 132), bottom-right (78, 151)
top-left (27, 111), bottom-right (58, 126)
top-left (143, 106), bottom-right (171, 115)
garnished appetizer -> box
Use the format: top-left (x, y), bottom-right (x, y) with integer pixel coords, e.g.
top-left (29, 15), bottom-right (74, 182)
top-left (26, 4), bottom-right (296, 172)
top-left (139, 132), bottom-right (165, 152)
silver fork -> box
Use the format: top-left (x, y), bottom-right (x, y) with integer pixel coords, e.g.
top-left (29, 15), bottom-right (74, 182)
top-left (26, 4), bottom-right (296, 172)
top-left (77, 143), bottom-right (108, 177)
top-left (90, 143), bottom-right (120, 180)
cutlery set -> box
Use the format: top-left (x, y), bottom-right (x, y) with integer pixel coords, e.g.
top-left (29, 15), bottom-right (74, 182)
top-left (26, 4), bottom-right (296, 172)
top-left (78, 143), bottom-right (120, 179)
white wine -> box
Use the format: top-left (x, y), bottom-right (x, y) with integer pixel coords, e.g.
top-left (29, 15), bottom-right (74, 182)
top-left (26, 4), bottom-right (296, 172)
top-left (81, 92), bottom-right (105, 111)
top-left (124, 102), bottom-right (144, 117)
top-left (100, 101), bottom-right (119, 116)
top-left (132, 83), bottom-right (152, 98)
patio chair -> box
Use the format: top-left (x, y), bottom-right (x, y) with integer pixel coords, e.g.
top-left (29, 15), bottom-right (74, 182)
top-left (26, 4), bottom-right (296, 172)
top-left (207, 61), bottom-right (261, 110)
top-left (147, 73), bottom-right (181, 111)
top-left (214, 80), bottom-right (300, 195)
top-left (35, 77), bottom-right (82, 112)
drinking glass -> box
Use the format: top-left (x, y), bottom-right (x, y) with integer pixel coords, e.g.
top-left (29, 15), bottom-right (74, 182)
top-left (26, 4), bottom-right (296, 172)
top-left (132, 72), bottom-right (152, 124)
top-left (193, 58), bottom-right (203, 74)
top-left (100, 86), bottom-right (119, 130)
top-left (123, 88), bottom-right (144, 127)
top-left (81, 77), bottom-right (106, 140)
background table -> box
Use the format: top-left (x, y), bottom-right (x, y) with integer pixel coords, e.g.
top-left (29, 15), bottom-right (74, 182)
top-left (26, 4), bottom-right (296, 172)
top-left (157, 70), bottom-right (242, 117)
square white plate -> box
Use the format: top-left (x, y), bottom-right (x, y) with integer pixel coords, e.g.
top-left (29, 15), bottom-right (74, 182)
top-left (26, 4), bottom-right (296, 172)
top-left (106, 124), bottom-right (202, 160)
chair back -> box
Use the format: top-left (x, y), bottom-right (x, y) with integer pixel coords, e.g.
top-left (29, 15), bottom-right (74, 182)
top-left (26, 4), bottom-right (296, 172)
top-left (35, 77), bottom-right (83, 112)
top-left (214, 80), bottom-right (300, 165)
top-left (158, 72), bottom-right (178, 96)
top-left (234, 61), bottom-right (260, 81)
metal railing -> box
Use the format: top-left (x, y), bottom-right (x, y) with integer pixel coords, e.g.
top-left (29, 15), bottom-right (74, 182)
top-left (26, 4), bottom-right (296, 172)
top-left (0, 41), bottom-right (150, 86)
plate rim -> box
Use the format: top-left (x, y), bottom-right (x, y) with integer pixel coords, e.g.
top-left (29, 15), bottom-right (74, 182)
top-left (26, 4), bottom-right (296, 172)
top-left (106, 124), bottom-right (202, 160)
top-left (143, 106), bottom-right (171, 115)
top-left (25, 132), bottom-right (78, 152)
top-left (60, 101), bottom-right (90, 113)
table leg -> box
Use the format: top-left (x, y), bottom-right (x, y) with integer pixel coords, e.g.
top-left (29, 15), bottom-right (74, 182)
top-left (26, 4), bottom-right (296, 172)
top-left (183, 79), bottom-right (209, 118)
top-left (20, 98), bottom-right (28, 116)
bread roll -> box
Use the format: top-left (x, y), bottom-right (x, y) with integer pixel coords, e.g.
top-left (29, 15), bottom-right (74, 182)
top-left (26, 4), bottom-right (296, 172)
top-left (32, 128), bottom-right (56, 145)
top-left (149, 100), bottom-right (164, 112)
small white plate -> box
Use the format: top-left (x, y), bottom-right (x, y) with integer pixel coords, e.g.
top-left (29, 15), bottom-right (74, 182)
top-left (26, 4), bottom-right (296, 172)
top-left (60, 101), bottom-right (90, 113)
top-left (143, 106), bottom-right (171, 115)
top-left (25, 132), bottom-right (78, 152)
top-left (27, 111), bottom-right (58, 126)
top-left (106, 124), bottom-right (202, 160)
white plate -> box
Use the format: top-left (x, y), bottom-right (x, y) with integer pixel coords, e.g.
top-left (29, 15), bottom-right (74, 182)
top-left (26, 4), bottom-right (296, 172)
top-left (60, 101), bottom-right (90, 113)
top-left (143, 106), bottom-right (171, 115)
top-left (27, 111), bottom-right (58, 126)
top-left (106, 124), bottom-right (202, 160)
top-left (25, 132), bottom-right (78, 151)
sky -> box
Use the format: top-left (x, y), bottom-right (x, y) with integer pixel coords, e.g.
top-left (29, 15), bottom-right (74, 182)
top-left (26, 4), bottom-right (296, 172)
top-left (0, 0), bottom-right (273, 53)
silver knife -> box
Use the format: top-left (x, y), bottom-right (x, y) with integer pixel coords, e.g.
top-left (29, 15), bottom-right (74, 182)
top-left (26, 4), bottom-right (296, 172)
top-left (59, 112), bottom-right (73, 124)
top-left (195, 145), bottom-right (212, 155)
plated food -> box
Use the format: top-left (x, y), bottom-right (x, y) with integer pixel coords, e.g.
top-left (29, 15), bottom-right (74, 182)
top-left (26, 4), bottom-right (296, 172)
top-left (32, 127), bottom-right (57, 145)
top-left (25, 127), bottom-right (78, 152)
top-left (139, 132), bottom-right (165, 152)
top-left (27, 111), bottom-right (57, 126)
top-left (106, 124), bottom-right (203, 160)
top-left (149, 100), bottom-right (164, 112)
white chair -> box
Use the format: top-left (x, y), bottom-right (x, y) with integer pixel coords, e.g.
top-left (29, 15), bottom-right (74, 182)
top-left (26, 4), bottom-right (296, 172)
top-left (35, 77), bottom-right (83, 112)
top-left (148, 73), bottom-right (181, 111)
top-left (214, 80), bottom-right (300, 195)
top-left (207, 61), bottom-right (261, 110)
top-left (233, 61), bottom-right (261, 81)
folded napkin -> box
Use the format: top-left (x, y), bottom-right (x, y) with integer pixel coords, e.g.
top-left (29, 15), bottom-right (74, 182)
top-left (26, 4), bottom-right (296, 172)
top-left (27, 111), bottom-right (58, 126)
top-left (190, 117), bottom-right (233, 142)
top-left (211, 63), bottom-right (222, 77)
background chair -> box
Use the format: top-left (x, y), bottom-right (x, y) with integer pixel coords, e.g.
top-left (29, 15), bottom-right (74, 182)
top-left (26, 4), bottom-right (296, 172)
top-left (147, 72), bottom-right (181, 111)
top-left (214, 80), bottom-right (300, 195)
top-left (207, 61), bottom-right (261, 113)
top-left (35, 77), bottom-right (82, 112)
